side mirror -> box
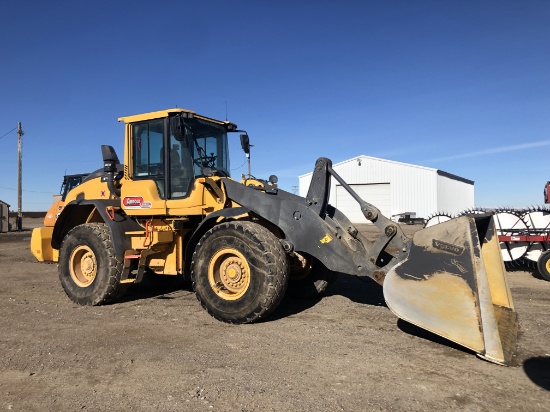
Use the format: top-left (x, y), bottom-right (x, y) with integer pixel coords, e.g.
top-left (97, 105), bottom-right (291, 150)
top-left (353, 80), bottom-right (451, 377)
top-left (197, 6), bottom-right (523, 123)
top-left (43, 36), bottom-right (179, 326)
top-left (240, 134), bottom-right (250, 155)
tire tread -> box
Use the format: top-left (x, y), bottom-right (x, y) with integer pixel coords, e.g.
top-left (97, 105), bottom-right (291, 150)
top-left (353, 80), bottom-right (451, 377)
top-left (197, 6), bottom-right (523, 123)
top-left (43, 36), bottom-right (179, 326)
top-left (59, 223), bottom-right (128, 305)
top-left (191, 221), bottom-right (288, 323)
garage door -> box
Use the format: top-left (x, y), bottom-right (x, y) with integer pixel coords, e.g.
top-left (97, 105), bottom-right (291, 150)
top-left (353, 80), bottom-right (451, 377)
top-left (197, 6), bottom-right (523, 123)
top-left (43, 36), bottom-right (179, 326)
top-left (335, 183), bottom-right (391, 223)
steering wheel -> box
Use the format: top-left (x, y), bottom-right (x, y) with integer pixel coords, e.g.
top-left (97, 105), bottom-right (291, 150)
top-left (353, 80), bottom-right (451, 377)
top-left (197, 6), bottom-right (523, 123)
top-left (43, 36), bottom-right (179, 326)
top-left (194, 146), bottom-right (217, 168)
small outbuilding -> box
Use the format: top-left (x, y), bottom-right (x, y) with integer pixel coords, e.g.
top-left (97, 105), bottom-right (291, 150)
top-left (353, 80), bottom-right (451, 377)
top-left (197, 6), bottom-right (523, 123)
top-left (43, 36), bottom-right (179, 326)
top-left (298, 155), bottom-right (474, 224)
top-left (0, 200), bottom-right (10, 233)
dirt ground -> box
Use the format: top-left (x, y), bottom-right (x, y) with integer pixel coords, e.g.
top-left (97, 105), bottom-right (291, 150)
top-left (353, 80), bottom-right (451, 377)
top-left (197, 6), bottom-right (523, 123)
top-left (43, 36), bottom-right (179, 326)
top-left (0, 219), bottom-right (549, 411)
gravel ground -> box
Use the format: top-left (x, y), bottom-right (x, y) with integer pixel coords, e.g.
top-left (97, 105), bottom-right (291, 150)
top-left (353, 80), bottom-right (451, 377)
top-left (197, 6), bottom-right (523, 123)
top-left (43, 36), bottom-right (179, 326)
top-left (0, 219), bottom-right (549, 411)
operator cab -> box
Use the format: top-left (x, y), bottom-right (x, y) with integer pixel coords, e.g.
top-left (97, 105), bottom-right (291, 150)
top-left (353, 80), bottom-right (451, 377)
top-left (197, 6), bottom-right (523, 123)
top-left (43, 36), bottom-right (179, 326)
top-left (120, 109), bottom-right (235, 200)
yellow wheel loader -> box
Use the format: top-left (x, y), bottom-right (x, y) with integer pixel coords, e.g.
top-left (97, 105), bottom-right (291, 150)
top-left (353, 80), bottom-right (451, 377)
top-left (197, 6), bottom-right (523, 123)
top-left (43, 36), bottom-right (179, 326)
top-left (31, 108), bottom-right (518, 365)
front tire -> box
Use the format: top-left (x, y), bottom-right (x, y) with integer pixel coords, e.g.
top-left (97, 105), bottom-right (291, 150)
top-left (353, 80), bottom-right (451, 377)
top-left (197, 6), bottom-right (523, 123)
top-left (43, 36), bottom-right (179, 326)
top-left (191, 221), bottom-right (289, 323)
top-left (59, 223), bottom-right (129, 305)
top-left (536, 250), bottom-right (550, 281)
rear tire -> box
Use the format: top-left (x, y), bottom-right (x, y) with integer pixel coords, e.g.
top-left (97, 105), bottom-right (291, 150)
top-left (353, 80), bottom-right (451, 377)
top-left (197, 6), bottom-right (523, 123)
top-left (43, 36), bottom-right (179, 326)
top-left (191, 221), bottom-right (289, 323)
top-left (59, 223), bottom-right (129, 305)
top-left (536, 250), bottom-right (550, 281)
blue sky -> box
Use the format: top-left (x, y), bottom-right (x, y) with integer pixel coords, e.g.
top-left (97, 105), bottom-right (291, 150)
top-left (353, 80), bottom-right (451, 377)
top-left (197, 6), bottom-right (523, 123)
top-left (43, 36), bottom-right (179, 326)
top-left (1, 1), bottom-right (549, 212)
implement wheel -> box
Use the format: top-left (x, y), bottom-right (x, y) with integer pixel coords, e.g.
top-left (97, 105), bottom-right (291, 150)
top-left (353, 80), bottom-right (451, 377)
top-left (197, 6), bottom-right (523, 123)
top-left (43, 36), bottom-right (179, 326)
top-left (288, 252), bottom-right (337, 298)
top-left (59, 223), bottom-right (129, 305)
top-left (191, 221), bottom-right (289, 323)
top-left (536, 250), bottom-right (550, 281)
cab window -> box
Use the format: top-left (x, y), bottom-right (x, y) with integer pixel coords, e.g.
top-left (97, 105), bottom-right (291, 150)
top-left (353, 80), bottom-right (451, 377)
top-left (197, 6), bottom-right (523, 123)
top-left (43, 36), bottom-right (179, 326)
top-left (132, 119), bottom-right (165, 197)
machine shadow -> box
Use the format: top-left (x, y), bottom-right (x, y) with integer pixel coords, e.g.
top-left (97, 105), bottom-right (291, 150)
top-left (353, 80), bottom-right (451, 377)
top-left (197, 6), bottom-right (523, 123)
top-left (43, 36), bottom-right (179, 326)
top-left (505, 260), bottom-right (546, 281)
top-left (115, 271), bottom-right (387, 310)
top-left (119, 275), bottom-right (191, 303)
top-left (523, 356), bottom-right (550, 390)
top-left (396, 319), bottom-right (474, 356)
top-left (116, 270), bottom-right (513, 367)
top-left (272, 273), bottom-right (476, 359)
top-left (323, 273), bottom-right (387, 306)
top-left (269, 273), bottom-right (387, 321)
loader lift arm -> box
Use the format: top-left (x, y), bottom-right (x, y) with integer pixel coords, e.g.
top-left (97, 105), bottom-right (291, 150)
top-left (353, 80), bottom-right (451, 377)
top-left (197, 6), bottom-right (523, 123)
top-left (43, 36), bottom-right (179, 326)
top-left (221, 157), bottom-right (410, 287)
top-left (306, 157), bottom-right (411, 282)
top-left (222, 175), bottom-right (405, 283)
top-left (223, 157), bottom-right (518, 365)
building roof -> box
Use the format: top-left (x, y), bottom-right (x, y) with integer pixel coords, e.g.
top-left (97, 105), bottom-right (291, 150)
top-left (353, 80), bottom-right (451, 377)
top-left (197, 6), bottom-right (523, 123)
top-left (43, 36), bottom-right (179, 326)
top-left (299, 155), bottom-right (474, 185)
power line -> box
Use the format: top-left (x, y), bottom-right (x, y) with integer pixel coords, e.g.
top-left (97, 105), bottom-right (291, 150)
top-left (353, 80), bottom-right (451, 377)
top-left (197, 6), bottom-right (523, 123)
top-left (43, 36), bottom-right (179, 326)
top-left (0, 127), bottom-right (17, 140)
top-left (0, 185), bottom-right (52, 194)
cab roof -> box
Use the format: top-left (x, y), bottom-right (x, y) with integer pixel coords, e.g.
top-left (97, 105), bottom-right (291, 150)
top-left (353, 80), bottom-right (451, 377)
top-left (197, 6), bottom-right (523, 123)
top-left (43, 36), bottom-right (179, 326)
top-left (117, 108), bottom-right (238, 130)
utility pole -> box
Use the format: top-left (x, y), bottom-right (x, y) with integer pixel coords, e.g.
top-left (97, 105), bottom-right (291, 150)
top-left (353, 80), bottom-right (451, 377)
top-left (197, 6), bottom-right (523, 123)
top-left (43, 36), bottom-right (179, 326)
top-left (17, 122), bottom-right (23, 231)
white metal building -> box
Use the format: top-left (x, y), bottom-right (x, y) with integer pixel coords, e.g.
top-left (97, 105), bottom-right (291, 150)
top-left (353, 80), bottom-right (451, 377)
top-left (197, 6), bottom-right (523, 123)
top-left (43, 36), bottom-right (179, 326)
top-left (298, 155), bottom-right (474, 223)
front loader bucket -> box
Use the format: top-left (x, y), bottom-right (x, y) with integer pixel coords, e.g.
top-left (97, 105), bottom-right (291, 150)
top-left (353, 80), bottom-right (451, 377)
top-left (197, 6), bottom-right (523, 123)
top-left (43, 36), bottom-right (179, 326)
top-left (383, 215), bottom-right (518, 365)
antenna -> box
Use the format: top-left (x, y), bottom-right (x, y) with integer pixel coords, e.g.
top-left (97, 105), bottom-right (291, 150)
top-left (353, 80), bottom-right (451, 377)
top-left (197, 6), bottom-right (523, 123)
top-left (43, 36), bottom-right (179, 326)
top-left (225, 101), bottom-right (228, 121)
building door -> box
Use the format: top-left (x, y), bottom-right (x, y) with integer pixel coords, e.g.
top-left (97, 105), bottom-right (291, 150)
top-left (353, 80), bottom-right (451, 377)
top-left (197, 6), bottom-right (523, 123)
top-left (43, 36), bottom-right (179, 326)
top-left (335, 183), bottom-right (391, 223)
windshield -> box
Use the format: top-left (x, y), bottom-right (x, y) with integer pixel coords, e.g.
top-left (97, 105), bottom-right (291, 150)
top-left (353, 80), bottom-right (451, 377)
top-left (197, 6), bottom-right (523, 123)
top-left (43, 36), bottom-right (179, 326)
top-left (186, 117), bottom-right (230, 177)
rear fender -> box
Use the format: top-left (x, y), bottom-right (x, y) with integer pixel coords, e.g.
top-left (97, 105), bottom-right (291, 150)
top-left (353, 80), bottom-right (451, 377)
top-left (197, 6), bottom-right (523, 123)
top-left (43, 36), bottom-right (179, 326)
top-left (52, 199), bottom-right (142, 256)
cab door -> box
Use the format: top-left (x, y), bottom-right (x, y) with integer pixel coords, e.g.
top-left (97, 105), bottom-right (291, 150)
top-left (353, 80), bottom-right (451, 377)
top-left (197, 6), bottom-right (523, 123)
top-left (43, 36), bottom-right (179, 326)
top-left (121, 118), bottom-right (167, 216)
top-left (164, 121), bottom-right (206, 216)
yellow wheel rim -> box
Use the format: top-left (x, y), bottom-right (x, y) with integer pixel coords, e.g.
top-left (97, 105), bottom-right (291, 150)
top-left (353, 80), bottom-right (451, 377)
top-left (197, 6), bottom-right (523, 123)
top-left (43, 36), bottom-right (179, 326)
top-left (69, 245), bottom-right (97, 287)
top-left (208, 248), bottom-right (251, 300)
top-left (546, 259), bottom-right (550, 274)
